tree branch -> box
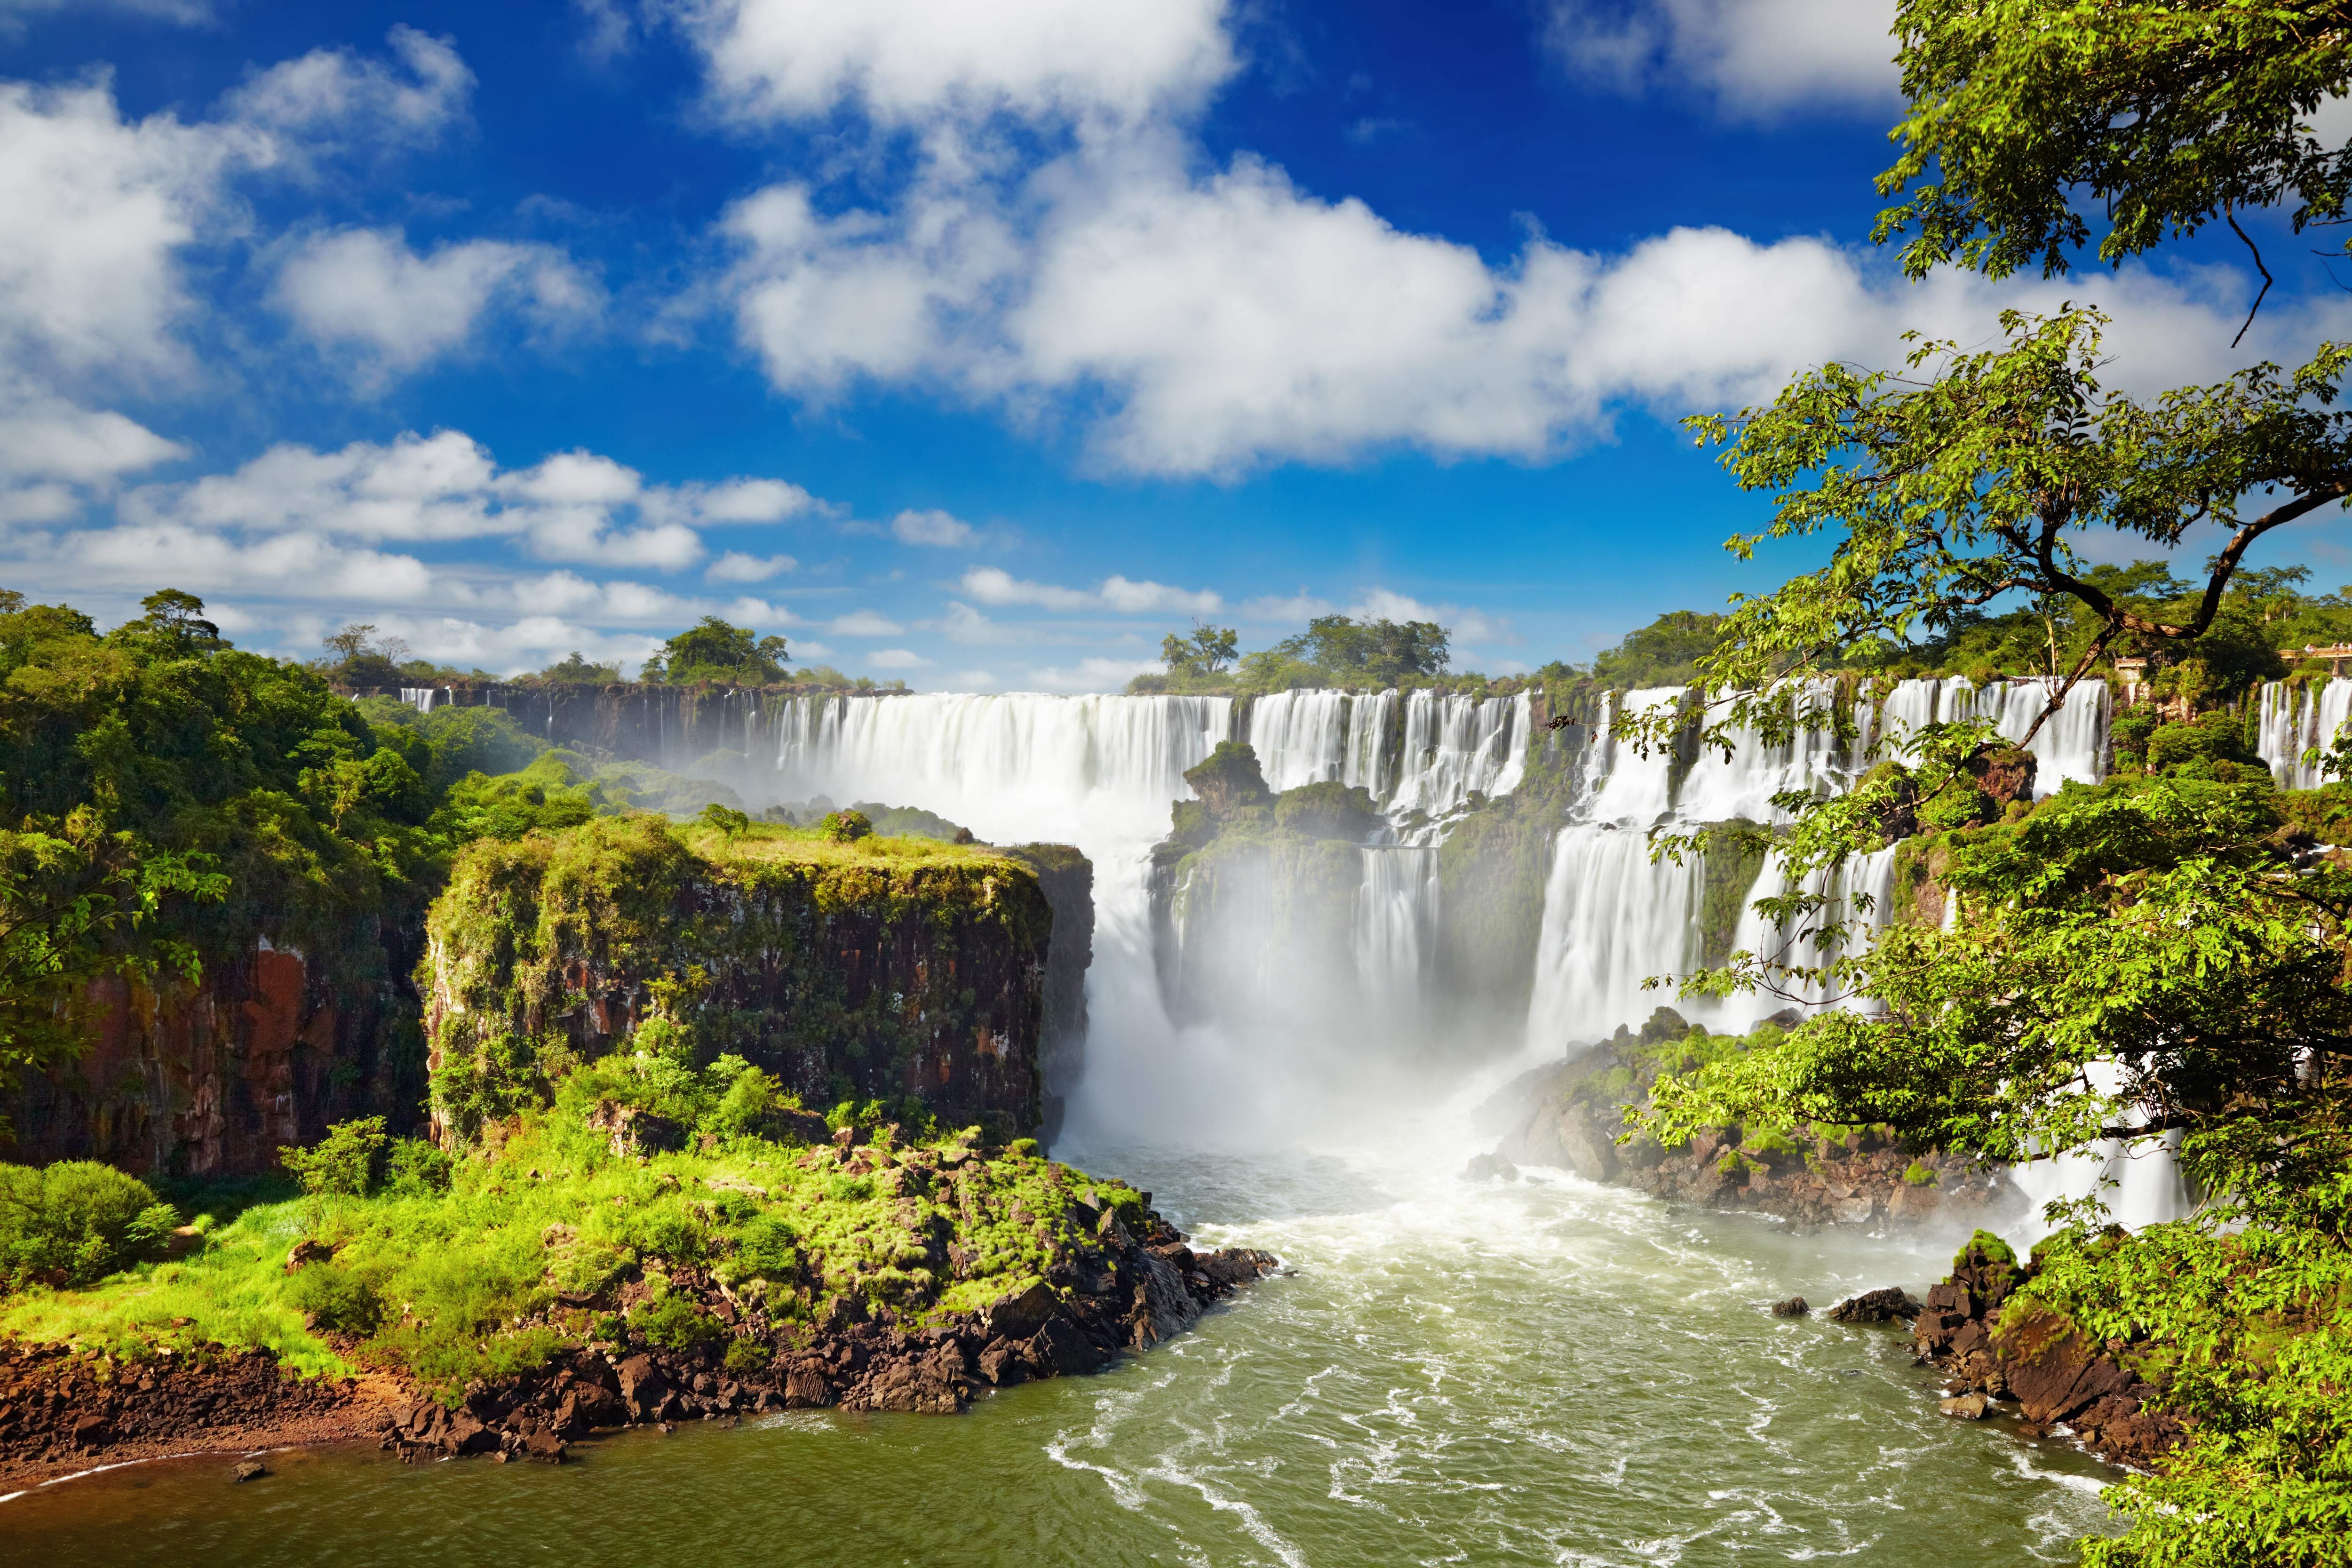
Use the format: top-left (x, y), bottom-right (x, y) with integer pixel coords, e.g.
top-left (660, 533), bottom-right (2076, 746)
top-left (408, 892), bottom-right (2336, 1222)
top-left (2228, 210), bottom-right (2275, 350)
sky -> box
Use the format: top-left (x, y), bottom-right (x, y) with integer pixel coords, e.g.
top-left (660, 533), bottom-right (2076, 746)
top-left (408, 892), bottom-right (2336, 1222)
top-left (4, 0), bottom-right (2349, 690)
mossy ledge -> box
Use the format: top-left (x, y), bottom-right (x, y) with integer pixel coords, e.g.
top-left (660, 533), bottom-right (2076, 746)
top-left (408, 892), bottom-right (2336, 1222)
top-left (423, 815), bottom-right (1063, 1143)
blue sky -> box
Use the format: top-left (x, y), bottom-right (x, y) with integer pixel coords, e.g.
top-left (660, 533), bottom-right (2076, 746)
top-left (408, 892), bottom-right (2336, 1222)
top-left (2, 0), bottom-right (2342, 687)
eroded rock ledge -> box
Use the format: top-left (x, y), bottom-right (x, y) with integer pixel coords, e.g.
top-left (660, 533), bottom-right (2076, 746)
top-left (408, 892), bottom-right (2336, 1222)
top-left (382, 1226), bottom-right (1273, 1463)
top-left (1838, 1234), bottom-right (2182, 1470)
top-left (0, 1209), bottom-right (1275, 1484)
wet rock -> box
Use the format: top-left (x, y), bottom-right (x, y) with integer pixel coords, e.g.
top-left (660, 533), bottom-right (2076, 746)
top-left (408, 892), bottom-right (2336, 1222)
top-left (1939, 1392), bottom-right (1991, 1419)
top-left (615, 1354), bottom-right (669, 1421)
top-left (1129, 1248), bottom-right (1202, 1349)
top-left (1462, 1152), bottom-right (1520, 1182)
top-left (1827, 1287), bottom-right (1921, 1324)
top-left (233, 1458), bottom-right (269, 1482)
top-left (1770, 1297), bottom-right (1809, 1318)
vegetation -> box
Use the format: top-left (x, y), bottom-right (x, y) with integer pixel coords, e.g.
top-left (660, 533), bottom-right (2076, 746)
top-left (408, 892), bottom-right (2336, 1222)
top-left (640, 616), bottom-right (789, 685)
top-left (528, 651), bottom-right (623, 685)
top-left (1620, 6), bottom-right (2352, 1562)
top-left (1130, 613), bottom-right (1463, 696)
top-left (0, 1105), bottom-right (1141, 1400)
top-left (0, 1161), bottom-right (179, 1293)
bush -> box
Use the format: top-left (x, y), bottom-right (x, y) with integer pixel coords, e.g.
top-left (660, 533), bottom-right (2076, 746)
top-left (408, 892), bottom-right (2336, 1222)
top-left (1903, 1161), bottom-right (1938, 1187)
top-left (285, 1261), bottom-right (385, 1334)
top-left (634, 1293), bottom-right (723, 1352)
top-left (733, 1211), bottom-right (801, 1280)
top-left (0, 1161), bottom-right (179, 1292)
top-left (384, 1138), bottom-right (454, 1197)
top-left (820, 809), bottom-right (873, 844)
top-left (281, 1117), bottom-right (389, 1197)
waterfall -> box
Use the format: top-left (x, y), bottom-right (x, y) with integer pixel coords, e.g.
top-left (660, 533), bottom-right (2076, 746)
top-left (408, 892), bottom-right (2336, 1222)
top-left (1520, 671), bottom-right (2198, 1230)
top-left (1247, 691), bottom-right (1351, 793)
top-left (1343, 691), bottom-right (1398, 800)
top-left (1524, 825), bottom-right (1712, 1050)
top-left (398, 687), bottom-right (440, 714)
top-left (1354, 844), bottom-right (1438, 1008)
top-left (2006, 1060), bottom-right (2195, 1241)
top-left (1389, 691), bottom-right (1533, 817)
top-left (1875, 676), bottom-right (2110, 795)
top-left (2256, 679), bottom-right (2352, 788)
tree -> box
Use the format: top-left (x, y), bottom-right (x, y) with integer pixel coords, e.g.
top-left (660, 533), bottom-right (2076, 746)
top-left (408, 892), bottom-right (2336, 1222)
top-left (1633, 9), bottom-right (2352, 1560)
top-left (1263, 615), bottom-right (1450, 685)
top-left (318, 623), bottom-right (411, 689)
top-left (535, 651), bottom-right (621, 684)
top-left (1590, 611), bottom-right (1725, 688)
top-left (1160, 624), bottom-right (1239, 677)
top-left (642, 617), bottom-right (788, 685)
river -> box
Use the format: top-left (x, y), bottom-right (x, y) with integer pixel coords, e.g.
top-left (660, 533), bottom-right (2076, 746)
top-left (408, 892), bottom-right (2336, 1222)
top-left (4, 1137), bottom-right (2118, 1567)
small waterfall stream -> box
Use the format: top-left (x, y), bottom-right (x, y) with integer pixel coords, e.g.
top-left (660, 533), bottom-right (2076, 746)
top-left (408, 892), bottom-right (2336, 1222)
top-left (2257, 677), bottom-right (2352, 787)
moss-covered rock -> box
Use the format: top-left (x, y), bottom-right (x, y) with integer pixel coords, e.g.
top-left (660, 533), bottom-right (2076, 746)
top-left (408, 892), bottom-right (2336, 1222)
top-left (422, 816), bottom-right (1064, 1142)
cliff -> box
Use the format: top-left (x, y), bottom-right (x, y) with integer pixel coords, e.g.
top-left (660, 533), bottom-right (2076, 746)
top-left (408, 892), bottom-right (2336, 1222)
top-left (423, 817), bottom-right (1079, 1140)
top-left (5, 938), bottom-right (421, 1179)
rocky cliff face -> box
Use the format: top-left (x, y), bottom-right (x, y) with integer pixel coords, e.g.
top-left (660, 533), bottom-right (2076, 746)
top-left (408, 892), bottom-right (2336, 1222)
top-left (1905, 1234), bottom-right (2182, 1467)
top-left (4, 937), bottom-right (420, 1178)
top-left (1005, 845), bottom-right (1092, 1146)
top-left (423, 819), bottom-right (1080, 1139)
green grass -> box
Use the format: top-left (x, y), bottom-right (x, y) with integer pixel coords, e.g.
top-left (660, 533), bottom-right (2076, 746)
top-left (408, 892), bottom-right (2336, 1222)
top-left (0, 1095), bottom-right (1143, 1401)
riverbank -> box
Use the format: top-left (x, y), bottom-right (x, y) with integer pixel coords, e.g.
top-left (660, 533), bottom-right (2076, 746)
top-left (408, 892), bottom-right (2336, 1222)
top-left (0, 1106), bottom-right (1273, 1488)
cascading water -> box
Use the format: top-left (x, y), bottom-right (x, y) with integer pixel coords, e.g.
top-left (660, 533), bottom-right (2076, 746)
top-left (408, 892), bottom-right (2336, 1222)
top-left (1875, 676), bottom-right (2110, 795)
top-left (2257, 678), bottom-right (2352, 788)
top-left (1521, 673), bottom-right (2184, 1230)
top-left (1245, 690), bottom-right (1350, 793)
top-left (1388, 690), bottom-right (1533, 818)
top-left (1353, 844), bottom-right (1439, 1014)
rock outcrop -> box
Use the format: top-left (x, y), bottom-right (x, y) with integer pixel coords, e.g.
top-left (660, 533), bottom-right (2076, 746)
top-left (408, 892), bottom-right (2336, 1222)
top-left (1908, 1234), bottom-right (2182, 1467)
top-left (0, 1341), bottom-right (379, 1484)
top-left (1486, 1015), bottom-right (2017, 1231)
top-left (5, 939), bottom-right (418, 1178)
top-left (377, 1200), bottom-right (1276, 1465)
top-left (425, 817), bottom-right (1078, 1140)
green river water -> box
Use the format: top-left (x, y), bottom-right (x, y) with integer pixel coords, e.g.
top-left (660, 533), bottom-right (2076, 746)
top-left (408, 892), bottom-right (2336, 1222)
top-left (0, 1142), bottom-right (2118, 1567)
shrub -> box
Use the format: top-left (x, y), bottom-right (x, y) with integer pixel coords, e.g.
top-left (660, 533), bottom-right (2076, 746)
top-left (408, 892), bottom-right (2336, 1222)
top-left (1903, 1161), bottom-right (1938, 1187)
top-left (281, 1117), bottom-right (390, 1197)
top-left (723, 1336), bottom-right (769, 1374)
top-left (285, 1262), bottom-right (385, 1334)
top-left (0, 1161), bottom-right (179, 1292)
top-left (820, 809), bottom-right (873, 844)
top-left (634, 1293), bottom-right (723, 1352)
top-left (384, 1138), bottom-right (454, 1197)
top-left (733, 1211), bottom-right (801, 1280)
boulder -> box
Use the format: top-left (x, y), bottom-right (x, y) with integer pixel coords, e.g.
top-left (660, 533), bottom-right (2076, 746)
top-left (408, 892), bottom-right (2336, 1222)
top-left (1770, 1296), bottom-right (1809, 1318)
top-left (1826, 1287), bottom-right (1921, 1324)
top-left (1129, 1248), bottom-right (1202, 1349)
top-left (984, 1280), bottom-right (1062, 1341)
top-left (1939, 1392), bottom-right (1991, 1419)
top-left (783, 1368), bottom-right (835, 1408)
top-left (1028, 1317), bottom-right (1104, 1377)
top-left (615, 1354), bottom-right (669, 1420)
top-left (1462, 1152), bottom-right (1520, 1182)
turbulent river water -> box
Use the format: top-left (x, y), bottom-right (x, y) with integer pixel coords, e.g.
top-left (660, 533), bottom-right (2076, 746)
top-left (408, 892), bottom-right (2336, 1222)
top-left (6, 1132), bottom-right (2118, 1567)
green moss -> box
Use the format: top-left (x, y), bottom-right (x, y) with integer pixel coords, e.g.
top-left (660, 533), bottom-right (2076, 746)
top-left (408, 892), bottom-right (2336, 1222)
top-left (1903, 1161), bottom-right (1938, 1187)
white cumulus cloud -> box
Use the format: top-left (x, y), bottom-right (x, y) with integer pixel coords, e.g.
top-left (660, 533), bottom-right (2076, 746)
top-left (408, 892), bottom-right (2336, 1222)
top-left (890, 507), bottom-right (976, 546)
top-left (273, 227), bottom-right (598, 380)
top-left (830, 609), bottom-right (906, 636)
top-left (707, 550), bottom-right (798, 582)
top-left (222, 25), bottom-right (474, 153)
top-left (960, 565), bottom-right (1219, 614)
top-left (682, 0), bottom-right (1235, 127)
top-left (1545, 0), bottom-right (1898, 116)
top-left (866, 647), bottom-right (930, 669)
top-left (1025, 655), bottom-right (1160, 691)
